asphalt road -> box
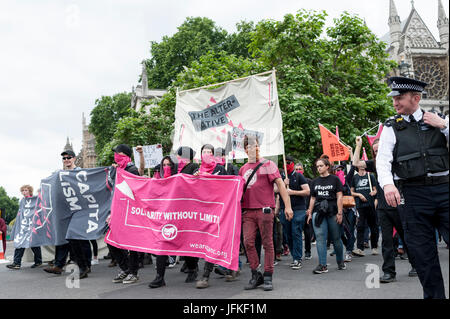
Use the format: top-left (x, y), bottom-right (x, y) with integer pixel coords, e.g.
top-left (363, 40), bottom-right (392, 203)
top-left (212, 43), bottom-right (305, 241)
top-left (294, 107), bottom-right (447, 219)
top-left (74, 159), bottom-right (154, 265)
top-left (1, 240), bottom-right (448, 300)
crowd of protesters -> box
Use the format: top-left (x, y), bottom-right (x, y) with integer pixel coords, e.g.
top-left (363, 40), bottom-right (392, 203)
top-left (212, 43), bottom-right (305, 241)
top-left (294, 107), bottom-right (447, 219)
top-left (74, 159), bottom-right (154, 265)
top-left (3, 135), bottom-right (438, 292)
top-left (2, 78), bottom-right (449, 299)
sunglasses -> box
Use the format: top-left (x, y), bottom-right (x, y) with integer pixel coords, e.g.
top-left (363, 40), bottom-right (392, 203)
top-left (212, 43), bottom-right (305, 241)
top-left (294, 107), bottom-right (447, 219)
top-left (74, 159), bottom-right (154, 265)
top-left (286, 161), bottom-right (293, 164)
top-left (62, 156), bottom-right (73, 160)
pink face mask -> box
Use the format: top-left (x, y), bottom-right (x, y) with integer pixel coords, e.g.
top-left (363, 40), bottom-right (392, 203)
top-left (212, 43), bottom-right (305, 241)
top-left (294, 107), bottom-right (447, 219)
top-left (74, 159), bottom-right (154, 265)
top-left (215, 156), bottom-right (225, 166)
top-left (163, 165), bottom-right (172, 178)
top-left (199, 154), bottom-right (217, 174)
top-left (114, 153), bottom-right (131, 169)
top-left (177, 157), bottom-right (189, 173)
top-left (336, 170), bottom-right (345, 185)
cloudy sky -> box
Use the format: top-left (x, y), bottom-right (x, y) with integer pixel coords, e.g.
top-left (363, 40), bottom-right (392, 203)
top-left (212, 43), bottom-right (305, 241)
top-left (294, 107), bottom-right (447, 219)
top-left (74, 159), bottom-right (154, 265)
top-left (0, 0), bottom-right (448, 199)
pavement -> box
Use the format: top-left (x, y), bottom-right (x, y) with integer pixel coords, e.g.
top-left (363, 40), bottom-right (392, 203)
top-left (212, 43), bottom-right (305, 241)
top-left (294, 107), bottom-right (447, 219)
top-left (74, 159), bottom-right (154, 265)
top-left (1, 240), bottom-right (448, 300)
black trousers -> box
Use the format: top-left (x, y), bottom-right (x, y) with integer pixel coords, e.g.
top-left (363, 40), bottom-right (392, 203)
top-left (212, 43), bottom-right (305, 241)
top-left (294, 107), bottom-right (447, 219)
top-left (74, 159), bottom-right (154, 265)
top-left (202, 261), bottom-right (215, 277)
top-left (356, 205), bottom-right (379, 250)
top-left (68, 239), bottom-right (91, 271)
top-left (399, 182), bottom-right (449, 299)
top-left (378, 208), bottom-right (414, 276)
top-left (90, 240), bottom-right (98, 257)
top-left (273, 216), bottom-right (283, 255)
top-left (13, 247), bottom-right (42, 266)
top-left (156, 255), bottom-right (168, 277)
top-left (107, 244), bottom-right (140, 275)
top-left (184, 256), bottom-right (199, 272)
top-left (54, 243), bottom-right (70, 268)
top-left (304, 218), bottom-right (313, 254)
top-left (156, 254), bottom-right (195, 279)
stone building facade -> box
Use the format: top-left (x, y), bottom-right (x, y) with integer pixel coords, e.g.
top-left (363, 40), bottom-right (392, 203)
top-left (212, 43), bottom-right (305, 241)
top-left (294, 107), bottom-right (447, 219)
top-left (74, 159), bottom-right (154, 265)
top-left (62, 113), bottom-right (97, 169)
top-left (131, 61), bottom-right (167, 112)
top-left (383, 0), bottom-right (449, 114)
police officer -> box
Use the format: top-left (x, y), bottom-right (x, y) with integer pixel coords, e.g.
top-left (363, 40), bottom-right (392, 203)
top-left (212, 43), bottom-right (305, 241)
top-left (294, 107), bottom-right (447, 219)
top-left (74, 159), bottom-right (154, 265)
top-left (376, 76), bottom-right (449, 299)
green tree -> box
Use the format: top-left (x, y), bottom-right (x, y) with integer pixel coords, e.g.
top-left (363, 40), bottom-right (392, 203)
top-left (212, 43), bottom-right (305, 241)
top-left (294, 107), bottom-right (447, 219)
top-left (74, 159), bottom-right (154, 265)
top-left (145, 17), bottom-right (257, 89)
top-left (223, 20), bottom-right (256, 59)
top-left (0, 186), bottom-right (19, 224)
top-left (104, 51), bottom-right (263, 164)
top-left (249, 10), bottom-right (396, 174)
top-left (146, 17), bottom-right (229, 89)
top-left (89, 92), bottom-right (134, 161)
top-left (147, 51), bottom-right (264, 153)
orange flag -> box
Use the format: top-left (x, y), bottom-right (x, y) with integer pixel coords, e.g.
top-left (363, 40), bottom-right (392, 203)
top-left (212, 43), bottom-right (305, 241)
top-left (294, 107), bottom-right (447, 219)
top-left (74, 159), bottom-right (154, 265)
top-left (319, 124), bottom-right (350, 162)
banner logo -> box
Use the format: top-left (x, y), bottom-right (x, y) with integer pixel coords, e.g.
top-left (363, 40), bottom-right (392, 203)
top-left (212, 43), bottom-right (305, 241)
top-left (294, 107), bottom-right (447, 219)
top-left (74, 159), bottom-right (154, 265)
top-left (162, 224), bottom-right (178, 240)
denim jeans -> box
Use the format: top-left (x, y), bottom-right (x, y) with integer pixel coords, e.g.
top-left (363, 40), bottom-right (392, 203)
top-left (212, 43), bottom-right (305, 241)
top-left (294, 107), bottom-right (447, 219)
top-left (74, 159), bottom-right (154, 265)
top-left (312, 212), bottom-right (344, 266)
top-left (280, 209), bottom-right (306, 261)
top-left (13, 247), bottom-right (42, 266)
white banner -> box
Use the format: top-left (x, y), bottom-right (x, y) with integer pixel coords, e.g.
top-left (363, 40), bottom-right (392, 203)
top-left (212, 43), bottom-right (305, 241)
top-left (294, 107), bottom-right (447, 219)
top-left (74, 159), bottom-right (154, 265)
top-left (132, 144), bottom-right (163, 169)
top-left (172, 70), bottom-right (284, 159)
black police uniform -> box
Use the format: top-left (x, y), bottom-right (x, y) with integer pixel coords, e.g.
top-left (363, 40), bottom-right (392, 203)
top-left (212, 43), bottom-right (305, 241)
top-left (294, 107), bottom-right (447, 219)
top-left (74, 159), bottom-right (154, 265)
top-left (384, 77), bottom-right (449, 299)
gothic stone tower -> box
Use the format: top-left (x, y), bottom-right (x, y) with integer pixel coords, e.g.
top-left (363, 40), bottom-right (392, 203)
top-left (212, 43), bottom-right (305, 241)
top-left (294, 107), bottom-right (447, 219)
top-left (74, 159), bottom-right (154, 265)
top-left (385, 0), bottom-right (449, 114)
top-left (80, 113), bottom-right (97, 168)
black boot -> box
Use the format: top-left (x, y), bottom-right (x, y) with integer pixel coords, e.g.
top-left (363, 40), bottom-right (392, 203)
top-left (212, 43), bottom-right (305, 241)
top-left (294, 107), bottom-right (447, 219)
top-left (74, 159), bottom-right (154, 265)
top-left (149, 274), bottom-right (166, 288)
top-left (263, 273), bottom-right (273, 291)
top-left (244, 270), bottom-right (263, 290)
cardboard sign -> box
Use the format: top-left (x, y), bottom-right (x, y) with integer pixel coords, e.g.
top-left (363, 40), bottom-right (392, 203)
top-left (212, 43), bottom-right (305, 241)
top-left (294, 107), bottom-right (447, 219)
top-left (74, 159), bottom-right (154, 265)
top-left (133, 144), bottom-right (163, 169)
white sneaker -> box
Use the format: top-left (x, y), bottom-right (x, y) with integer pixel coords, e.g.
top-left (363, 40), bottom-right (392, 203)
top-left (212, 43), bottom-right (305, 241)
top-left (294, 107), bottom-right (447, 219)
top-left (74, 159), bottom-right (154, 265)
top-left (352, 249), bottom-right (365, 256)
top-left (344, 253), bottom-right (352, 262)
top-left (123, 274), bottom-right (139, 284)
top-left (168, 256), bottom-right (176, 268)
top-left (91, 259), bottom-right (99, 265)
top-left (372, 248), bottom-right (379, 255)
top-left (291, 260), bottom-right (302, 270)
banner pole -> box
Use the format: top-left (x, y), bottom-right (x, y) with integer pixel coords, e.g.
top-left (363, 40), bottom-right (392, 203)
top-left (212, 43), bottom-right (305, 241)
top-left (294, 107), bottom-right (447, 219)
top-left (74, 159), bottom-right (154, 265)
top-left (361, 123), bottom-right (381, 137)
top-left (179, 70), bottom-right (274, 94)
top-left (282, 152), bottom-right (290, 190)
top-left (148, 168), bottom-right (151, 178)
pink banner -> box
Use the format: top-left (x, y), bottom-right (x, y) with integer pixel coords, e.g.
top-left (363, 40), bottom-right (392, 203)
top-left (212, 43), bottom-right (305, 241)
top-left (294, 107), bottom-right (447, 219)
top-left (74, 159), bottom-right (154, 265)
top-left (366, 123), bottom-right (383, 146)
top-left (105, 169), bottom-right (244, 270)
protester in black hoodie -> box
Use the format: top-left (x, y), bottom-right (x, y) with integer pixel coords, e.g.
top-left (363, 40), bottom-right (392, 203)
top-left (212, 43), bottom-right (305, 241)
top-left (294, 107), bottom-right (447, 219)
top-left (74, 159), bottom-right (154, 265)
top-left (148, 154), bottom-right (179, 288)
top-left (107, 144), bottom-right (142, 285)
top-left (149, 146), bottom-right (199, 288)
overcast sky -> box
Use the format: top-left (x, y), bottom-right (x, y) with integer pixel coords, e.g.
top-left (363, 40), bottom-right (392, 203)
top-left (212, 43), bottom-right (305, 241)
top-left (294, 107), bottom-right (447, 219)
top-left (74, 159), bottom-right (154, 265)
top-left (0, 0), bottom-right (448, 199)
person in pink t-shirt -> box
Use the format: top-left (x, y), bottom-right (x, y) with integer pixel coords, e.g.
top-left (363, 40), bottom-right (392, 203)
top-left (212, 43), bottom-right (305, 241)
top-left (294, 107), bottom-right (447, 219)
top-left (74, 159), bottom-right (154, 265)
top-left (239, 135), bottom-right (293, 291)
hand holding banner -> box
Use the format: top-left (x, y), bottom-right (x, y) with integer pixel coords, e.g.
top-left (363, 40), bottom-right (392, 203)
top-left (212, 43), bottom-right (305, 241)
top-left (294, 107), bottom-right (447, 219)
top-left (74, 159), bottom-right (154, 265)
top-left (105, 169), bottom-right (245, 271)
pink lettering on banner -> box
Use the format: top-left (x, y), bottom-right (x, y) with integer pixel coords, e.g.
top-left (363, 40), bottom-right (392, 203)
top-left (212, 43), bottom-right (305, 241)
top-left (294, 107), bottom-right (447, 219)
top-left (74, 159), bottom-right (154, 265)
top-left (105, 169), bottom-right (244, 271)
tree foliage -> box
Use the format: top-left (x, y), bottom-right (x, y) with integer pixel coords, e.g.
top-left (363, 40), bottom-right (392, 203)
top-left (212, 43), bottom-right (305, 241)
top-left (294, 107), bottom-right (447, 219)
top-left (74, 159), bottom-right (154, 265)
top-left (90, 11), bottom-right (397, 177)
top-left (145, 17), bottom-right (256, 89)
top-left (100, 51), bottom-right (264, 166)
top-left (146, 17), bottom-right (229, 89)
top-left (0, 186), bottom-right (19, 224)
top-left (249, 10), bottom-right (397, 173)
top-left (88, 92), bottom-right (134, 159)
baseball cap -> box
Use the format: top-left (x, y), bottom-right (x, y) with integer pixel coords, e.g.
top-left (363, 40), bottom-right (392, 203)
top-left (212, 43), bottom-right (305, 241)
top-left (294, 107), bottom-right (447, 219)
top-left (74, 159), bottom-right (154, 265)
top-left (61, 150), bottom-right (76, 157)
top-left (112, 144), bottom-right (132, 158)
